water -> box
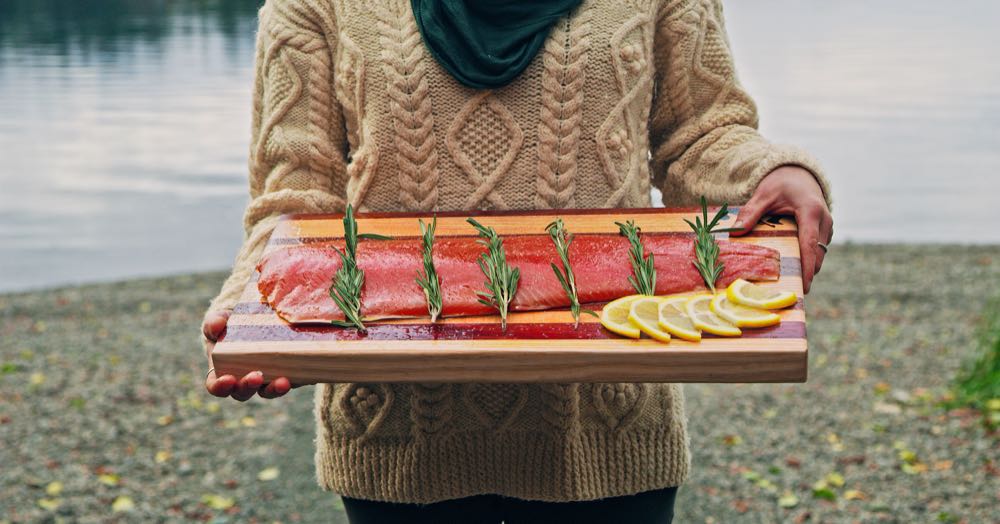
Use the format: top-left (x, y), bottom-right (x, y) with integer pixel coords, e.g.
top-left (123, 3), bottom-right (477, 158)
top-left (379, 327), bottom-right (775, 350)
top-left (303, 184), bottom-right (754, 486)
top-left (1, 0), bottom-right (998, 292)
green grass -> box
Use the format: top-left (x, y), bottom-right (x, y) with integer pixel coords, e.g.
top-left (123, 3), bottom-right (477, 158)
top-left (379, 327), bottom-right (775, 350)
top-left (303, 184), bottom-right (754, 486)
top-left (952, 297), bottom-right (1000, 425)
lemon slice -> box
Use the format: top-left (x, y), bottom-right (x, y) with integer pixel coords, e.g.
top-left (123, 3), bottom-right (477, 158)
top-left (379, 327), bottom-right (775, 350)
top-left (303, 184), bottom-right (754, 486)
top-left (685, 294), bottom-right (741, 337)
top-left (600, 295), bottom-right (643, 338)
top-left (657, 297), bottom-right (702, 342)
top-left (627, 297), bottom-right (672, 343)
top-left (726, 279), bottom-right (797, 310)
top-left (710, 293), bottom-right (781, 328)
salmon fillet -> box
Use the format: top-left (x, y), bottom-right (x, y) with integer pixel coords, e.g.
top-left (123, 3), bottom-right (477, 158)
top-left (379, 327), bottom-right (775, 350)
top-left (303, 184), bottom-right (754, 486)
top-left (256, 234), bottom-right (781, 324)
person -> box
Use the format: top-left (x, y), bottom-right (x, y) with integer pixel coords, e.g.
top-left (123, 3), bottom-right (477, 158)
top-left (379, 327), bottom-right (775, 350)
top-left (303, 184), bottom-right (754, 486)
top-left (202, 0), bottom-right (833, 522)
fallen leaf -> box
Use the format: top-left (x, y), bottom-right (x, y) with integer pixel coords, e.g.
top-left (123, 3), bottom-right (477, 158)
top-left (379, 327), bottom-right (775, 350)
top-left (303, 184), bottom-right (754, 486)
top-left (902, 462), bottom-right (928, 475)
top-left (241, 416), bottom-right (256, 428)
top-left (986, 399), bottom-right (1000, 412)
top-left (898, 449), bottom-right (918, 464)
top-left (97, 473), bottom-right (120, 486)
top-left (826, 432), bottom-right (844, 452)
top-left (778, 492), bottom-right (799, 508)
top-left (812, 486), bottom-right (836, 501)
top-left (111, 495), bottom-right (135, 513)
top-left (29, 372), bottom-right (45, 386)
top-left (874, 402), bottom-right (902, 415)
top-left (37, 498), bottom-right (61, 511)
top-left (785, 456), bottom-right (802, 468)
top-left (157, 415), bottom-right (173, 426)
top-left (45, 481), bottom-right (63, 496)
top-left (874, 382), bottom-right (891, 395)
top-left (732, 499), bottom-right (750, 513)
top-left (844, 489), bottom-right (866, 501)
top-left (933, 460), bottom-right (953, 471)
top-left (763, 409), bottom-right (778, 419)
top-left (755, 478), bottom-right (777, 492)
top-left (201, 494), bottom-right (235, 510)
top-left (836, 455), bottom-right (866, 466)
top-left (825, 472), bottom-right (845, 487)
top-left (258, 467), bottom-right (280, 481)
top-left (155, 450), bottom-right (171, 464)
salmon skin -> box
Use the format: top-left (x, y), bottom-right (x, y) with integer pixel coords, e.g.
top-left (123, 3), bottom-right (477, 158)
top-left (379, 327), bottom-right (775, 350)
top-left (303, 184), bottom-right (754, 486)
top-left (257, 234), bottom-right (780, 324)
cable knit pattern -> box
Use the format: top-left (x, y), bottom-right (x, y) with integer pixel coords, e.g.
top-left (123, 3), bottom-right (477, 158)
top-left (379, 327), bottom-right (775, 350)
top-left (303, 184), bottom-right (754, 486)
top-left (373, 0), bottom-right (440, 211)
top-left (446, 92), bottom-right (524, 210)
top-left (208, 0), bottom-right (831, 504)
top-left (534, 11), bottom-right (591, 208)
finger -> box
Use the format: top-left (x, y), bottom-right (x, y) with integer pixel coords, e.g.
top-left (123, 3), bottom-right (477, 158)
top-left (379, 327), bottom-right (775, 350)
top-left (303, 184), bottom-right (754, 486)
top-left (814, 212), bottom-right (833, 276)
top-left (259, 377), bottom-right (292, 399)
top-left (207, 372), bottom-right (238, 397)
top-left (730, 193), bottom-right (772, 236)
top-left (796, 209), bottom-right (821, 294)
top-left (231, 371), bottom-right (264, 402)
top-left (202, 311), bottom-right (231, 343)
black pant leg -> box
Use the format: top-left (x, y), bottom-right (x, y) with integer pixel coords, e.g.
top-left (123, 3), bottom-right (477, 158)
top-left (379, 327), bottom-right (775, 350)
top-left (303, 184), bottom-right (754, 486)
top-left (503, 486), bottom-right (678, 524)
top-left (342, 494), bottom-right (503, 524)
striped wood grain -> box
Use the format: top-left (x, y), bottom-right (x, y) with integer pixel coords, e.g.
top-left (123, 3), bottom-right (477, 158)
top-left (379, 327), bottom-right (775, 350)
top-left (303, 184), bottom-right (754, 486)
top-left (212, 208), bottom-right (808, 383)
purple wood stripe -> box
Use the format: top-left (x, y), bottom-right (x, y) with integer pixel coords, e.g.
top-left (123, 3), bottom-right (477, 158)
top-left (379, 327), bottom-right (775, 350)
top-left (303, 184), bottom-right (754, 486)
top-left (781, 257), bottom-right (801, 277)
top-left (219, 320), bottom-right (805, 343)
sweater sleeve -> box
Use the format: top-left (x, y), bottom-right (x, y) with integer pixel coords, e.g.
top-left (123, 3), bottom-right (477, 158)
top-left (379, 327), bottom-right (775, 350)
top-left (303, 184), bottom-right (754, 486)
top-left (207, 0), bottom-right (348, 316)
top-left (649, 0), bottom-right (831, 207)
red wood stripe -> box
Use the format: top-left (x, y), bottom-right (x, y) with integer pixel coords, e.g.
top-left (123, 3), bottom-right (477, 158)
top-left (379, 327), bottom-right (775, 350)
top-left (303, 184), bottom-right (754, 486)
top-left (219, 320), bottom-right (805, 343)
top-left (285, 207), bottom-right (748, 220)
top-left (231, 297), bottom-right (805, 317)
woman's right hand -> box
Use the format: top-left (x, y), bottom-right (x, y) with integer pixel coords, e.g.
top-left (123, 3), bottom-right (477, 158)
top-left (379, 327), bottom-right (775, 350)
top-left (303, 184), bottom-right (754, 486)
top-left (203, 310), bottom-right (293, 401)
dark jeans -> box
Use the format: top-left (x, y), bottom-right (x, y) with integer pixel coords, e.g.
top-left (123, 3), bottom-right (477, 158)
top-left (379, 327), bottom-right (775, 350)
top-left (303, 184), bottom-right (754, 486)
top-left (342, 486), bottom-right (677, 524)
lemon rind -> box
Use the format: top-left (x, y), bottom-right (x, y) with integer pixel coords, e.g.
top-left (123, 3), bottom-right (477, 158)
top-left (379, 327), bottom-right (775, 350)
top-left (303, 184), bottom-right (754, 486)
top-left (685, 295), bottom-right (742, 337)
top-left (710, 293), bottom-right (781, 328)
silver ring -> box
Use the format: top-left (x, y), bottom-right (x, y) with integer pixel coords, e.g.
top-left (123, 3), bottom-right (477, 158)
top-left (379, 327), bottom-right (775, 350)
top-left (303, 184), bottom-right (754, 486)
top-left (206, 367), bottom-right (215, 380)
top-left (817, 242), bottom-right (829, 253)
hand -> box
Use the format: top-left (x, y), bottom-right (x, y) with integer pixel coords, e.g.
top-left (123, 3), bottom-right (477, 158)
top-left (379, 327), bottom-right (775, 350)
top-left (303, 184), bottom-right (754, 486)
top-left (203, 310), bottom-right (293, 401)
top-left (730, 165), bottom-right (833, 294)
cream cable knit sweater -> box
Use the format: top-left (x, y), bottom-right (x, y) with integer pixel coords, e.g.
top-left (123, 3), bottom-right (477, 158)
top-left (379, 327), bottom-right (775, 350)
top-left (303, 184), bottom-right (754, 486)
top-left (207, 0), bottom-right (829, 503)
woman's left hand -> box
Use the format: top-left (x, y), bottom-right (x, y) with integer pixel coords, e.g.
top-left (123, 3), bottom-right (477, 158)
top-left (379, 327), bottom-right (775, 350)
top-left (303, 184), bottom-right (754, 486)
top-left (730, 166), bottom-right (833, 294)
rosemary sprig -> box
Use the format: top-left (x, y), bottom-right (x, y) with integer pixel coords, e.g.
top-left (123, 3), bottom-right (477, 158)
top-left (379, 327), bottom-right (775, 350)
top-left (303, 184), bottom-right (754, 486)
top-left (329, 205), bottom-right (391, 331)
top-left (684, 196), bottom-right (740, 293)
top-left (467, 218), bottom-right (520, 330)
top-left (615, 219), bottom-right (656, 296)
top-left (546, 218), bottom-right (596, 327)
top-left (415, 217), bottom-right (443, 322)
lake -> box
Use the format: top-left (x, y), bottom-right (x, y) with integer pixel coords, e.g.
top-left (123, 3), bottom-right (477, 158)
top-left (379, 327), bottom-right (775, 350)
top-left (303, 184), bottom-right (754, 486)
top-left (1, 0), bottom-right (998, 292)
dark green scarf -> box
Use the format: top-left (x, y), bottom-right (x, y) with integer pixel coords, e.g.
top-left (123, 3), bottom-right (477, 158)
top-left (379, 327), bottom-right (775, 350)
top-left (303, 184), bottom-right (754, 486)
top-left (411, 0), bottom-right (583, 90)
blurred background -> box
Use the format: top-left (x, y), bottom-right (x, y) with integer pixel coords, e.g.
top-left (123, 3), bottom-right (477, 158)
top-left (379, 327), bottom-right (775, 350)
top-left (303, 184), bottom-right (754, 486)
top-left (2, 0), bottom-right (999, 293)
top-left (1, 0), bottom-right (997, 522)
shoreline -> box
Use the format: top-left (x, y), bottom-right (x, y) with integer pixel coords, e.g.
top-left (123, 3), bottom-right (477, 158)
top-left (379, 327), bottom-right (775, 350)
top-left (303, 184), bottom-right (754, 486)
top-left (1, 244), bottom-right (997, 521)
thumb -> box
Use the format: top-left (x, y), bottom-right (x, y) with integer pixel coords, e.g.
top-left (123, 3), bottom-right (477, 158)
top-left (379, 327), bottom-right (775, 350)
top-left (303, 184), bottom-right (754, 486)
top-left (202, 310), bottom-right (231, 343)
top-left (730, 194), bottom-right (770, 237)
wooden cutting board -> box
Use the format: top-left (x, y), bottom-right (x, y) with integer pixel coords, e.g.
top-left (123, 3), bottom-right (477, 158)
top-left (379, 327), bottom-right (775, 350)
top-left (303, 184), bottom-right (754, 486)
top-left (212, 207), bottom-right (807, 384)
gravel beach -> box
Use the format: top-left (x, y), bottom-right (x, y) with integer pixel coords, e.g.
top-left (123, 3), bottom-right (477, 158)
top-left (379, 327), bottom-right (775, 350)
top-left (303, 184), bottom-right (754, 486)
top-left (1, 245), bottom-right (998, 523)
